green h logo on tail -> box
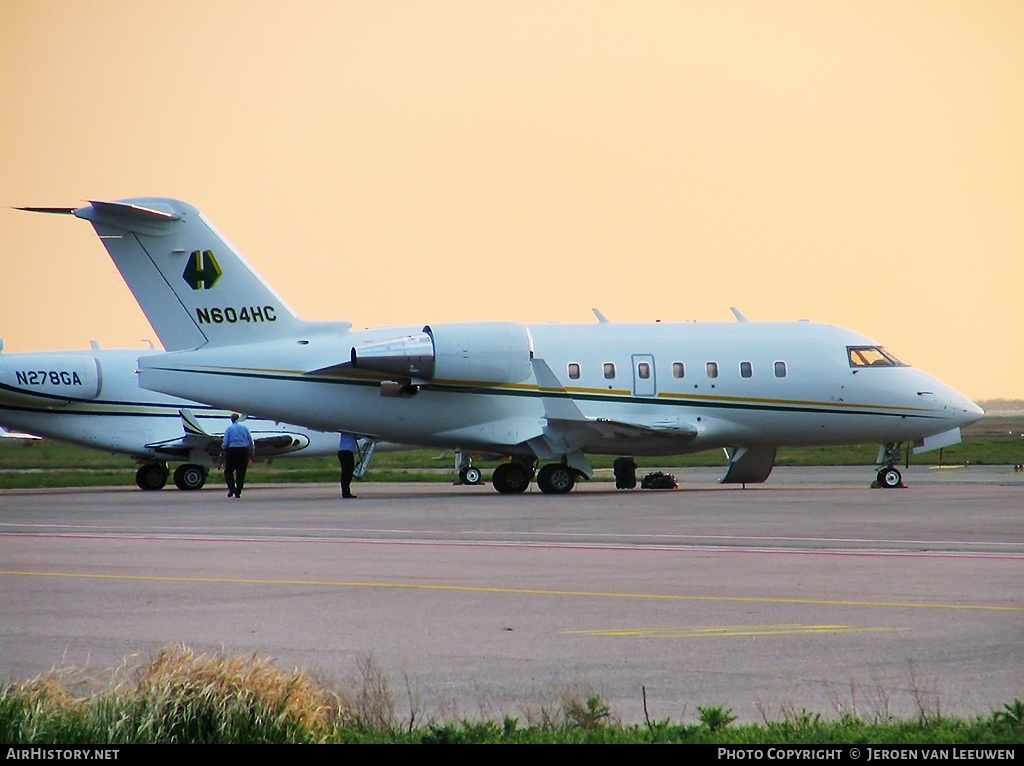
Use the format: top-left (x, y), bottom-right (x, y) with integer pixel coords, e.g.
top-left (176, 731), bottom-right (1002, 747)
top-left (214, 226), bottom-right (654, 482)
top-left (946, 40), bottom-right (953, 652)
top-left (182, 250), bottom-right (222, 290)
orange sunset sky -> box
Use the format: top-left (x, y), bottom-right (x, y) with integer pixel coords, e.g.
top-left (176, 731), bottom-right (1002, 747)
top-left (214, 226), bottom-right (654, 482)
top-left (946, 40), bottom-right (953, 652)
top-left (2, 1), bottom-right (1021, 400)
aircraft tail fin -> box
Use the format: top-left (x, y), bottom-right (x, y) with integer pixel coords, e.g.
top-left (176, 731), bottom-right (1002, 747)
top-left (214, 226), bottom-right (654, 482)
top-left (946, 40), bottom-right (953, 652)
top-left (22, 199), bottom-right (308, 351)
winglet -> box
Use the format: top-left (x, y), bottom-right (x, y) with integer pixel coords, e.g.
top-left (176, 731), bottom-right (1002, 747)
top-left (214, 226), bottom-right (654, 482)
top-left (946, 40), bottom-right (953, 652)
top-left (592, 308), bottom-right (610, 324)
top-left (730, 307), bottom-right (748, 322)
top-left (178, 409), bottom-right (209, 438)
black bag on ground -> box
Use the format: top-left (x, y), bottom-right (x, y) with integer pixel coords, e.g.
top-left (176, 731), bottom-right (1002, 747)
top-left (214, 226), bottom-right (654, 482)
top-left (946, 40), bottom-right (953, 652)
top-left (640, 471), bottom-right (678, 489)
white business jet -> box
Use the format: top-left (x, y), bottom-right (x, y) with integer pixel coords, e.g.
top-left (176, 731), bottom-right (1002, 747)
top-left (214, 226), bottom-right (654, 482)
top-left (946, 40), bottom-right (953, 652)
top-left (0, 342), bottom-right (368, 491)
top-left (20, 199), bottom-right (983, 494)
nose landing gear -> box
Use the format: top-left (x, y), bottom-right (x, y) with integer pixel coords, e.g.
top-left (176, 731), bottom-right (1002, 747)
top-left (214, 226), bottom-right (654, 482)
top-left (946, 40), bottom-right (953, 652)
top-left (876, 465), bottom-right (903, 489)
top-left (874, 442), bottom-right (906, 489)
top-left (455, 450), bottom-right (484, 485)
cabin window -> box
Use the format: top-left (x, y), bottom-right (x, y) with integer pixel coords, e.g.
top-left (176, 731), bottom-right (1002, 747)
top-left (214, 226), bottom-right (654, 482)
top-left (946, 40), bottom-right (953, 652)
top-left (740, 361), bottom-right (752, 378)
top-left (637, 362), bottom-right (651, 379)
top-left (706, 362), bottom-right (718, 379)
top-left (603, 363), bottom-right (616, 379)
top-left (567, 363), bottom-right (580, 380)
top-left (847, 346), bottom-right (908, 368)
top-left (672, 362), bottom-right (685, 378)
top-left (774, 361), bottom-right (787, 378)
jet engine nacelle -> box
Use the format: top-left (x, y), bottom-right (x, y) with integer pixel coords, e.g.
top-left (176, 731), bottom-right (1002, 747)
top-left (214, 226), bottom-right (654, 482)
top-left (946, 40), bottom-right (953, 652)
top-left (0, 354), bottom-right (102, 403)
top-left (351, 322), bottom-right (534, 384)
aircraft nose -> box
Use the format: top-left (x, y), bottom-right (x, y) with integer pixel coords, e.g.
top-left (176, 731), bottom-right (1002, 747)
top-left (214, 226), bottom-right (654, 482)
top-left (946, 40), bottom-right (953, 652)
top-left (916, 374), bottom-right (984, 429)
top-left (946, 392), bottom-right (984, 428)
top-left (963, 398), bottom-right (985, 424)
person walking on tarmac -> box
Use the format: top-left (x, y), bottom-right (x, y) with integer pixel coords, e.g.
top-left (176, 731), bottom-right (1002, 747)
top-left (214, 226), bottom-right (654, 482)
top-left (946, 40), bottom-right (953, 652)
top-left (219, 413), bottom-right (254, 498)
top-left (338, 431), bottom-right (359, 499)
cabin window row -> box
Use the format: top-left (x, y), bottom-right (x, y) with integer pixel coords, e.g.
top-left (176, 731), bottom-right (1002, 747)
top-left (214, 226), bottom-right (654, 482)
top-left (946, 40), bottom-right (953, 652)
top-left (566, 361), bottom-right (788, 380)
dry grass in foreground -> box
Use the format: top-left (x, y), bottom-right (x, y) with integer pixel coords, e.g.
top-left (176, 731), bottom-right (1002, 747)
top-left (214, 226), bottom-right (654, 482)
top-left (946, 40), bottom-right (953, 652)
top-left (1, 645), bottom-right (350, 744)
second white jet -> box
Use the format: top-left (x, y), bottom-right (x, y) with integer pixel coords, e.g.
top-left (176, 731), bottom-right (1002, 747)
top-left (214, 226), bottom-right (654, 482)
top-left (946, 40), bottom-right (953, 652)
top-left (0, 343), bottom-right (371, 491)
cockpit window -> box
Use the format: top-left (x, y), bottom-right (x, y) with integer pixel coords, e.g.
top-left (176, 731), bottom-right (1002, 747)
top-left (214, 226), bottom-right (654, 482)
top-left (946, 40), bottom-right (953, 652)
top-left (847, 346), bottom-right (908, 368)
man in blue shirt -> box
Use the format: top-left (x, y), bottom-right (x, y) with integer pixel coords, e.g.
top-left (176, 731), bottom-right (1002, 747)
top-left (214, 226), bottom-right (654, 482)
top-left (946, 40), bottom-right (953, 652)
top-left (219, 413), bottom-right (254, 498)
top-left (338, 431), bottom-right (358, 499)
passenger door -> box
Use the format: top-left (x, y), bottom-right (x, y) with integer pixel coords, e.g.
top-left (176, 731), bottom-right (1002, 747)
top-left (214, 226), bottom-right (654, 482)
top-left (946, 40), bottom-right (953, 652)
top-left (631, 354), bottom-right (656, 397)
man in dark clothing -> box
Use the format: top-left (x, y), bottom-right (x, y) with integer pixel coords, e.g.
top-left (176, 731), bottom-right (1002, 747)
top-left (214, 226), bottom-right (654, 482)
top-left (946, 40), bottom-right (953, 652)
top-left (219, 413), bottom-right (254, 498)
top-left (338, 431), bottom-right (358, 498)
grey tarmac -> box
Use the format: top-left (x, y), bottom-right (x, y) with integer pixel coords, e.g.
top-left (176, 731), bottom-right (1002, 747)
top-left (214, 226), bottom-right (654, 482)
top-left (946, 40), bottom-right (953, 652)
top-left (1, 465), bottom-right (1021, 723)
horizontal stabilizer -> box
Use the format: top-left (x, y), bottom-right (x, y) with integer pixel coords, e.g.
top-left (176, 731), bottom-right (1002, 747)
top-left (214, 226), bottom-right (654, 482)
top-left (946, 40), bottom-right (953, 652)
top-left (79, 199), bottom-right (181, 227)
top-left (19, 201), bottom-right (180, 235)
top-left (14, 206), bottom-right (78, 215)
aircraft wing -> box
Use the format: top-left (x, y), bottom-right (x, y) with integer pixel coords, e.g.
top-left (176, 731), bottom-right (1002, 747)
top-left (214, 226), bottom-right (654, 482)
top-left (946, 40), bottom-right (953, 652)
top-left (143, 410), bottom-right (222, 459)
top-left (530, 359), bottom-right (699, 457)
top-left (141, 435), bottom-right (213, 459)
top-left (545, 415), bottom-right (698, 443)
top-left (144, 410), bottom-right (315, 459)
top-left (538, 414), bottom-right (699, 457)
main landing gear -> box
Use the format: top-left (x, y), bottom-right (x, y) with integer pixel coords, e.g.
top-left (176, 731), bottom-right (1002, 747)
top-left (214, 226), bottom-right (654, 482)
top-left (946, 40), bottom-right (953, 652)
top-left (135, 463), bottom-right (168, 491)
top-left (875, 442), bottom-right (905, 489)
top-left (491, 460), bottom-right (534, 494)
top-left (173, 463), bottom-right (208, 491)
top-left (490, 458), bottom-right (584, 495)
top-left (135, 462), bottom-right (208, 491)
top-left (536, 463), bottom-right (576, 494)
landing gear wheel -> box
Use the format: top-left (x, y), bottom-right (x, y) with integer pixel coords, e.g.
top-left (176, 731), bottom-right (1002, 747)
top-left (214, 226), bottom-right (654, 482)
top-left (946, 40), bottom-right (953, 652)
top-left (877, 467), bottom-right (902, 489)
top-left (173, 463), bottom-right (208, 491)
top-left (135, 463), bottom-right (168, 491)
top-left (492, 463), bottom-right (530, 494)
top-left (459, 466), bottom-right (482, 485)
top-left (537, 463), bottom-right (575, 494)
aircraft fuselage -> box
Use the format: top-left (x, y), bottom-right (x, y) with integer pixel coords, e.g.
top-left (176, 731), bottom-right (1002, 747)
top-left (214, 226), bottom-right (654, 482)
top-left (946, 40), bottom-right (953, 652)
top-left (137, 319), bottom-right (982, 458)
